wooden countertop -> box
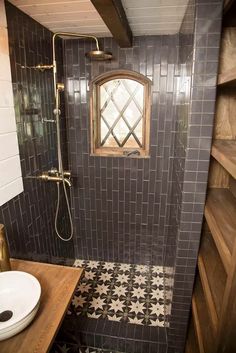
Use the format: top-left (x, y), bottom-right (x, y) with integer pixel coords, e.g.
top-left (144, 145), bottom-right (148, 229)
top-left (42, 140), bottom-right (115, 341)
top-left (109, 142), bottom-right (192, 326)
top-left (0, 259), bottom-right (83, 353)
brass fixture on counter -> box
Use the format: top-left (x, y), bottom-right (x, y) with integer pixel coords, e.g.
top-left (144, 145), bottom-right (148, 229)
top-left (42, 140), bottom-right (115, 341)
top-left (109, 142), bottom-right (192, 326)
top-left (0, 224), bottom-right (11, 272)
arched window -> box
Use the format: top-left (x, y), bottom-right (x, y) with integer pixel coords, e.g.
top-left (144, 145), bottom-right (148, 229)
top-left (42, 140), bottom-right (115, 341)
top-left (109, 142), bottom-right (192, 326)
top-left (90, 70), bottom-right (151, 156)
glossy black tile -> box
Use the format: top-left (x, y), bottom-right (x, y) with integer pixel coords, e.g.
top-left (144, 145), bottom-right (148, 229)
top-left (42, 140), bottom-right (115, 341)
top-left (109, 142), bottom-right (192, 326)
top-left (0, 1), bottom-right (74, 263)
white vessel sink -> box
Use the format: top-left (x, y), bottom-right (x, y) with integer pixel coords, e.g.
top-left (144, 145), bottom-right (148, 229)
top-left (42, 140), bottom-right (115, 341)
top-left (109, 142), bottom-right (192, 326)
top-left (0, 271), bottom-right (41, 341)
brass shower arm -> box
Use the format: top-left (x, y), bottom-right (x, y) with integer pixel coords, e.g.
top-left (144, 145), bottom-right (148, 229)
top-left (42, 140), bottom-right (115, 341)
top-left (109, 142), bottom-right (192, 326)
top-left (52, 32), bottom-right (100, 52)
top-left (52, 32), bottom-right (100, 97)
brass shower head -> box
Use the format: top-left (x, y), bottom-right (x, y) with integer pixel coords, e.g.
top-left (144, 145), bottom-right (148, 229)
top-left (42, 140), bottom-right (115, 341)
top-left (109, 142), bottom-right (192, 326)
top-left (85, 49), bottom-right (113, 61)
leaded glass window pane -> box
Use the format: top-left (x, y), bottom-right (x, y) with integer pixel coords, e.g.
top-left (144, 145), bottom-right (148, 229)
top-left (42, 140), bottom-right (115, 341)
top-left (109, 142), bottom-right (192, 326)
top-left (100, 78), bottom-right (144, 148)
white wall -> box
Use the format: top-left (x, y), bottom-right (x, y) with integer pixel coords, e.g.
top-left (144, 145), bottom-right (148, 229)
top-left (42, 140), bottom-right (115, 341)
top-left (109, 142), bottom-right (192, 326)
top-left (0, 0), bottom-right (23, 206)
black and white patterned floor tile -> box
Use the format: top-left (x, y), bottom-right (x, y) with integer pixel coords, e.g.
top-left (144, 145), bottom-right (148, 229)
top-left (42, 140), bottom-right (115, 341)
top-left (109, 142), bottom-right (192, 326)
top-left (53, 343), bottom-right (122, 353)
top-left (69, 260), bottom-right (173, 327)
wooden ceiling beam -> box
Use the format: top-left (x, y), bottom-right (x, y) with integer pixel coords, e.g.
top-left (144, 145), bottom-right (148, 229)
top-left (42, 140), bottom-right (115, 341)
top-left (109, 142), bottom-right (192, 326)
top-left (90, 0), bottom-right (132, 47)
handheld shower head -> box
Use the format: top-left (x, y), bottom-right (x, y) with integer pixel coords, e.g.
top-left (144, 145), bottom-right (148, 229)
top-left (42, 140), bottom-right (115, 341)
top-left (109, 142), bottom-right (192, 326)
top-left (85, 50), bottom-right (113, 61)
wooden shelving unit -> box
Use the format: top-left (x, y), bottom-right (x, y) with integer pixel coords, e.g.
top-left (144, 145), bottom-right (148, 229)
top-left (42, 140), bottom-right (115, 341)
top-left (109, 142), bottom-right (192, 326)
top-left (185, 1), bottom-right (236, 352)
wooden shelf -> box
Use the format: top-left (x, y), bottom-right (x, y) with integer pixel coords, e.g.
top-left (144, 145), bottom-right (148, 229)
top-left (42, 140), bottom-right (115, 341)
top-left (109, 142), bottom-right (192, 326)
top-left (205, 188), bottom-right (236, 274)
top-left (199, 223), bottom-right (227, 318)
top-left (198, 255), bottom-right (218, 333)
top-left (193, 277), bottom-right (216, 353)
top-left (192, 296), bottom-right (205, 353)
top-left (185, 318), bottom-right (201, 353)
top-left (211, 140), bottom-right (236, 179)
top-left (218, 67), bottom-right (236, 86)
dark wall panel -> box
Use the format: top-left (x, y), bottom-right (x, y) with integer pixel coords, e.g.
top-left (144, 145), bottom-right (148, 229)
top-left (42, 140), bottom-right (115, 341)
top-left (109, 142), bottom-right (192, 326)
top-left (64, 35), bottom-right (180, 265)
top-left (0, 1), bottom-right (74, 263)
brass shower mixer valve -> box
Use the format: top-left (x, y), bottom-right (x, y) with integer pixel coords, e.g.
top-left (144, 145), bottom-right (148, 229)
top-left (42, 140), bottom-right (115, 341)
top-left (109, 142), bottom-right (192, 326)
top-left (39, 168), bottom-right (72, 187)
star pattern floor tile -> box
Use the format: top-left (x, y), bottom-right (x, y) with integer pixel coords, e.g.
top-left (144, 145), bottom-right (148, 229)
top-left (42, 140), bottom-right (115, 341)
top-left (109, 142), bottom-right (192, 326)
top-left (52, 343), bottom-right (122, 353)
top-left (69, 259), bottom-right (173, 327)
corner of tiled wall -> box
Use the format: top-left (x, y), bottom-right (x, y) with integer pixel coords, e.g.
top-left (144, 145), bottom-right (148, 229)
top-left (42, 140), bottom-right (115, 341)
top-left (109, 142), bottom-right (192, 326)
top-left (167, 0), bottom-right (223, 352)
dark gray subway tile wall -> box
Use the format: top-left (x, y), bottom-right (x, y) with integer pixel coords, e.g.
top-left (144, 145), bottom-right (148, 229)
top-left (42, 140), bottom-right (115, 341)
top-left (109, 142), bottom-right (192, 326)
top-left (165, 0), bottom-right (195, 270)
top-left (64, 35), bottom-right (180, 265)
top-left (0, 1), bottom-right (75, 263)
top-left (167, 0), bottom-right (223, 352)
top-left (0, 1), bottom-right (223, 351)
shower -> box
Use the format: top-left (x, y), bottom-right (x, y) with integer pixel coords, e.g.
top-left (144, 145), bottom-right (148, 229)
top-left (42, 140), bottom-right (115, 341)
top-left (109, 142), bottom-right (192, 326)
top-left (37, 32), bottom-right (112, 241)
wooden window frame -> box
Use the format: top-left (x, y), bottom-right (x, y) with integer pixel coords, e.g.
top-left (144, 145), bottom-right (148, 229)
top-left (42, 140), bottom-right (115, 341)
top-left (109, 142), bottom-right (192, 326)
top-left (90, 70), bottom-right (151, 157)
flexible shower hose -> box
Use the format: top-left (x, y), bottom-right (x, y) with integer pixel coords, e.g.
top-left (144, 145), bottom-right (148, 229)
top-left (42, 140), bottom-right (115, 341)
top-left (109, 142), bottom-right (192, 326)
top-left (54, 87), bottom-right (73, 241)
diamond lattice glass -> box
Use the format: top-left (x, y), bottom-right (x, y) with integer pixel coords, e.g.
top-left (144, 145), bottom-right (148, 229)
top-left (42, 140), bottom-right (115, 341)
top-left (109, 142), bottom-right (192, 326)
top-left (100, 78), bottom-right (144, 148)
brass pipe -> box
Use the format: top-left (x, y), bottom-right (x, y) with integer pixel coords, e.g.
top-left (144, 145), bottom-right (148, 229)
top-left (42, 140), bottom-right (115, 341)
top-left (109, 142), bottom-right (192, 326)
top-left (0, 224), bottom-right (11, 272)
top-left (57, 83), bottom-right (64, 91)
top-left (35, 64), bottom-right (54, 71)
top-left (32, 31), bottom-right (102, 242)
top-left (63, 170), bottom-right (71, 177)
top-left (52, 32), bottom-right (100, 98)
top-left (21, 64), bottom-right (54, 71)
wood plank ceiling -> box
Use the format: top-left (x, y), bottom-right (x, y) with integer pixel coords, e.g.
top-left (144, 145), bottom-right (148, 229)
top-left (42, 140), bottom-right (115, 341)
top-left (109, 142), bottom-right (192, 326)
top-left (9, 0), bottom-right (189, 37)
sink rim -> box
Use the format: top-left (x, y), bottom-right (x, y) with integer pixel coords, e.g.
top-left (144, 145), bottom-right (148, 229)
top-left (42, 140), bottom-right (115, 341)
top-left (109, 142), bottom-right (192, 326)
top-left (0, 302), bottom-right (40, 341)
top-left (0, 271), bottom-right (41, 331)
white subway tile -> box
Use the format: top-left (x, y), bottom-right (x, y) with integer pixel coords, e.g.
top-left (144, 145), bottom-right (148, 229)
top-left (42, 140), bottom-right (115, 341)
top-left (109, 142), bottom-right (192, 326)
top-left (0, 132), bottom-right (19, 161)
top-left (0, 1), bottom-right (23, 204)
top-left (0, 177), bottom-right (23, 206)
top-left (0, 53), bottom-right (11, 81)
top-left (0, 28), bottom-right (9, 56)
top-left (0, 107), bottom-right (16, 133)
top-left (0, 155), bottom-right (22, 186)
top-left (0, 81), bottom-right (14, 108)
top-left (0, 1), bottom-right (7, 28)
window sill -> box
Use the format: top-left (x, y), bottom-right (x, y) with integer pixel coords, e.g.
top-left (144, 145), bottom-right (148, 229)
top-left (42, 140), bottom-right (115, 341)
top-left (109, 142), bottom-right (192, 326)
top-left (90, 153), bottom-right (150, 159)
